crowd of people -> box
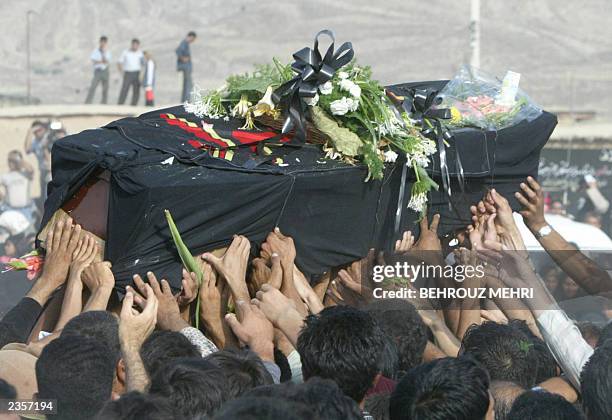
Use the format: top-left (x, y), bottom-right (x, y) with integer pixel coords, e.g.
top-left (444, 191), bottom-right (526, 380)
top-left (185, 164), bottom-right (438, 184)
top-left (0, 174), bottom-right (611, 420)
top-left (84, 31), bottom-right (197, 107)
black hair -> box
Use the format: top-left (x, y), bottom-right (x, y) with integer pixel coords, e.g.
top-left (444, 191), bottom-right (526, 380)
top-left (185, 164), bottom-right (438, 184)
top-left (507, 390), bottom-right (585, 420)
top-left (490, 380), bottom-right (525, 420)
top-left (389, 356), bottom-right (491, 420)
top-left (187, 31), bottom-right (197, 38)
top-left (0, 378), bottom-right (16, 399)
top-left (99, 36), bottom-right (107, 42)
top-left (581, 340), bottom-right (612, 420)
top-left (131, 38), bottom-right (140, 44)
top-left (297, 305), bottom-right (386, 402)
top-left (597, 320), bottom-right (612, 347)
top-left (61, 311), bottom-right (121, 364)
top-left (95, 391), bottom-right (178, 420)
top-left (149, 357), bottom-right (229, 419)
top-left (366, 299), bottom-right (428, 374)
top-left (212, 396), bottom-right (314, 420)
top-left (378, 333), bottom-right (400, 379)
top-left (461, 321), bottom-right (540, 388)
top-left (204, 349), bottom-right (273, 398)
top-left (509, 319), bottom-right (557, 383)
top-left (364, 392), bottom-right (391, 420)
top-left (36, 335), bottom-right (115, 420)
top-left (139, 330), bottom-right (200, 379)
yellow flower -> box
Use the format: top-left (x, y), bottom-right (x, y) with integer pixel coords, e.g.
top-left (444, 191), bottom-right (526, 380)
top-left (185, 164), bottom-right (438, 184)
top-left (232, 95), bottom-right (252, 118)
top-left (450, 107), bottom-right (462, 124)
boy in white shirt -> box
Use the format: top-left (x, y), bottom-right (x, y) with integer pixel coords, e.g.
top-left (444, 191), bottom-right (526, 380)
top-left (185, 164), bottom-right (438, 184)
top-left (117, 38), bottom-right (144, 106)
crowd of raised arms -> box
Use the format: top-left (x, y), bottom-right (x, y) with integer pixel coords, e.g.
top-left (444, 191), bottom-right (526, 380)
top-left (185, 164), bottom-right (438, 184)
top-left (0, 175), bottom-right (611, 420)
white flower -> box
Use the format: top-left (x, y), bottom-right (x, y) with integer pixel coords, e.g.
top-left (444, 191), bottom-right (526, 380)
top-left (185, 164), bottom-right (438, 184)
top-left (338, 71), bottom-right (349, 80)
top-left (349, 84), bottom-right (361, 98)
top-left (329, 97), bottom-right (350, 115)
top-left (345, 97), bottom-right (360, 112)
top-left (407, 192), bottom-right (427, 212)
top-left (319, 81), bottom-right (333, 95)
top-left (303, 93), bottom-right (319, 106)
top-left (384, 150), bottom-right (398, 163)
top-left (339, 78), bottom-right (361, 98)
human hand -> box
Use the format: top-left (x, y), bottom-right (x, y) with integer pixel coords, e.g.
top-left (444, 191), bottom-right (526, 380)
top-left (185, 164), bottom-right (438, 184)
top-left (225, 300), bottom-right (275, 361)
top-left (395, 231), bottom-right (415, 255)
top-left (293, 266), bottom-right (324, 314)
top-left (176, 268), bottom-right (198, 308)
top-left (201, 235), bottom-right (251, 303)
top-left (515, 176), bottom-right (547, 232)
top-left (68, 234), bottom-right (98, 284)
top-left (414, 214), bottom-right (441, 252)
top-left (251, 283), bottom-right (298, 326)
top-left (261, 227), bottom-right (296, 269)
top-left (119, 284), bottom-right (158, 350)
top-left (82, 261), bottom-right (115, 291)
top-left (42, 216), bottom-right (82, 288)
top-left (130, 272), bottom-right (187, 332)
top-left (250, 254), bottom-right (282, 294)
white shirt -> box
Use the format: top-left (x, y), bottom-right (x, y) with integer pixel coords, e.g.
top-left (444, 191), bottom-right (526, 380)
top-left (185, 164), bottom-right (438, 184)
top-left (90, 48), bottom-right (111, 70)
top-left (119, 49), bottom-right (144, 72)
top-left (537, 309), bottom-right (594, 389)
top-left (0, 171), bottom-right (31, 208)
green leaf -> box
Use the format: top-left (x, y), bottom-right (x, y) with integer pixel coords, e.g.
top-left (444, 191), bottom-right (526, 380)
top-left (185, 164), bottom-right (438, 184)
top-left (165, 209), bottom-right (203, 329)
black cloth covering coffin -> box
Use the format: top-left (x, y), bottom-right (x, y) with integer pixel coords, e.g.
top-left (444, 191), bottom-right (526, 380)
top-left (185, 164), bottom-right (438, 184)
top-left (42, 82), bottom-right (556, 292)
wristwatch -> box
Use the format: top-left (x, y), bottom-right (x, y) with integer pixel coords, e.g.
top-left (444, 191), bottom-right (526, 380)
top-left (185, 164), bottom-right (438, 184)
top-left (534, 224), bottom-right (552, 239)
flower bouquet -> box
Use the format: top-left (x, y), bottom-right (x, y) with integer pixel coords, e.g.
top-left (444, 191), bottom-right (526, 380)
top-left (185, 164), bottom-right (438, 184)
top-left (2, 250), bottom-right (43, 280)
top-left (185, 30), bottom-right (438, 213)
top-left (436, 66), bottom-right (542, 131)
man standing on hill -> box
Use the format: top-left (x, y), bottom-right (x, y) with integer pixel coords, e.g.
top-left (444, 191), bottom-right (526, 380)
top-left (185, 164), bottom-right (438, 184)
top-left (85, 36), bottom-right (111, 104)
top-left (117, 38), bottom-right (144, 106)
top-left (176, 31), bottom-right (197, 103)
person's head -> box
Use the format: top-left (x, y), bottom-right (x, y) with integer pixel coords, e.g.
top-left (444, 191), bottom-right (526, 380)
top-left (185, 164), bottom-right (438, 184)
top-left (460, 321), bottom-right (540, 388)
top-left (597, 321), bottom-right (612, 347)
top-left (7, 150), bottom-right (23, 171)
top-left (507, 390), bottom-right (585, 420)
top-left (489, 381), bottom-right (525, 420)
top-left (186, 31), bottom-right (197, 42)
top-left (213, 396), bottom-right (314, 420)
top-left (99, 36), bottom-right (108, 48)
top-left (130, 38), bottom-right (140, 51)
top-left (297, 305), bottom-right (387, 403)
top-left (143, 50), bottom-right (152, 60)
top-left (36, 335), bottom-right (115, 420)
top-left (366, 299), bottom-right (428, 374)
top-left (580, 340), bottom-right (612, 419)
top-left (1, 237), bottom-right (17, 257)
top-left (509, 320), bottom-right (557, 383)
top-left (31, 120), bottom-right (47, 138)
top-left (365, 392), bottom-right (391, 420)
top-left (139, 331), bottom-right (200, 379)
top-left (288, 378), bottom-right (363, 420)
top-left (542, 266), bottom-right (562, 295)
top-left (560, 275), bottom-right (581, 300)
top-left (389, 356), bottom-right (493, 420)
top-left (95, 391), bottom-right (176, 420)
top-left (204, 349), bottom-right (273, 398)
top-left (0, 349), bottom-right (38, 399)
top-left (549, 201), bottom-right (566, 215)
top-left (578, 321), bottom-right (602, 348)
top-left (149, 357), bottom-right (229, 419)
top-left (583, 211), bottom-right (603, 229)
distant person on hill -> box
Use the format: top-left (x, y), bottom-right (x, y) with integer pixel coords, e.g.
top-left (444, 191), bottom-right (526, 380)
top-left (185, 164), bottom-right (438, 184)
top-left (176, 31), bottom-right (197, 103)
top-left (85, 36), bottom-right (111, 104)
top-left (143, 51), bottom-right (156, 107)
top-left (117, 38), bottom-right (144, 106)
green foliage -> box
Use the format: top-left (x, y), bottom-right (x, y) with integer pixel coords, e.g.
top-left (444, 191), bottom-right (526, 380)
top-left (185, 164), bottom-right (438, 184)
top-left (225, 59), bottom-right (293, 103)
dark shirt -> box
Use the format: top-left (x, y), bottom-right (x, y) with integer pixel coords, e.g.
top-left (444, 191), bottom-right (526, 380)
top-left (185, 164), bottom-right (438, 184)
top-left (0, 297), bottom-right (43, 348)
top-left (175, 39), bottom-right (192, 72)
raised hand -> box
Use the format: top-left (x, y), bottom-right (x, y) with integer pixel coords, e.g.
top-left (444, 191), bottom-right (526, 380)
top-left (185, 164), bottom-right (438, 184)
top-left (225, 300), bottom-right (274, 361)
top-left (68, 234), bottom-right (98, 284)
top-left (515, 176), bottom-right (547, 232)
top-left (130, 272), bottom-right (187, 332)
top-left (176, 268), bottom-right (198, 308)
top-left (201, 235), bottom-right (251, 306)
top-left (395, 231), bottom-right (415, 255)
top-left (42, 216), bottom-right (83, 288)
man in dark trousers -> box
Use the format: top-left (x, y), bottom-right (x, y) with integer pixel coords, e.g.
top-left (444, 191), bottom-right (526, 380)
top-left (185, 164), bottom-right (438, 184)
top-left (85, 36), bottom-right (111, 104)
top-left (117, 38), bottom-right (144, 106)
top-left (176, 31), bottom-right (197, 103)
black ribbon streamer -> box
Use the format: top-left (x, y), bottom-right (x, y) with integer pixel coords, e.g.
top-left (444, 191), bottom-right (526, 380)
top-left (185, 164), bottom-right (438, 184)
top-left (272, 30), bottom-right (354, 143)
top-left (400, 88), bottom-right (465, 202)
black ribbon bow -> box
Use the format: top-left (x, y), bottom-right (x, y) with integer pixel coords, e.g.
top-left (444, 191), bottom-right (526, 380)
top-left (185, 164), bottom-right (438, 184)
top-left (272, 30), bottom-right (354, 143)
top-left (400, 88), bottom-right (465, 202)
